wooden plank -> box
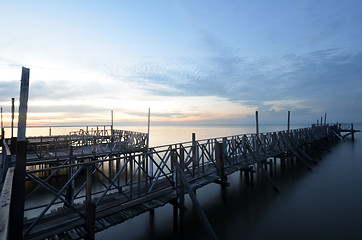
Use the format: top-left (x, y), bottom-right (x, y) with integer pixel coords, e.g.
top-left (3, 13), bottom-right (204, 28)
top-left (66, 229), bottom-right (79, 240)
top-left (19, 123), bottom-right (347, 239)
top-left (0, 167), bottom-right (14, 240)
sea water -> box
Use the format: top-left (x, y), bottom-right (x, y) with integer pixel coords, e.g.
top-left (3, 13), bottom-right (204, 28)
top-left (96, 124), bottom-right (362, 240)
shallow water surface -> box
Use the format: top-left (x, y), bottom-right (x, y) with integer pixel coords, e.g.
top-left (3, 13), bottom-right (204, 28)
top-left (94, 124), bottom-right (362, 240)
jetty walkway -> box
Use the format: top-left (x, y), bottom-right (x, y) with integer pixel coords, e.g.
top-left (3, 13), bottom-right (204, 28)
top-left (0, 123), bottom-right (359, 240)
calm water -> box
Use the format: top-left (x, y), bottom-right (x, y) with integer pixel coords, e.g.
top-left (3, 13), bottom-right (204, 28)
top-left (95, 124), bottom-right (362, 240)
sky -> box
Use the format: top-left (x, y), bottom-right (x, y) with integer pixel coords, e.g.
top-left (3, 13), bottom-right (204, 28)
top-left (0, 0), bottom-right (361, 128)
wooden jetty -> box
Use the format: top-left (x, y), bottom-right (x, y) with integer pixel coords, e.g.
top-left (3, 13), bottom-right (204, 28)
top-left (0, 68), bottom-right (360, 239)
top-left (0, 122), bottom-right (359, 240)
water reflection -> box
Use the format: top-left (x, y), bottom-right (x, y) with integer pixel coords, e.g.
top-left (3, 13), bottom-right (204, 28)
top-left (97, 124), bottom-right (362, 240)
top-left (15, 124), bottom-right (362, 239)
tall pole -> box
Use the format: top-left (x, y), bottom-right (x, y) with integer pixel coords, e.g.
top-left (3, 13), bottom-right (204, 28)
top-left (10, 67), bottom-right (30, 240)
top-left (111, 110), bottom-right (113, 139)
top-left (255, 111), bottom-right (259, 135)
top-left (1, 107), bottom-right (3, 139)
top-left (11, 98), bottom-right (15, 138)
top-left (287, 110), bottom-right (290, 132)
top-left (147, 108), bottom-right (150, 150)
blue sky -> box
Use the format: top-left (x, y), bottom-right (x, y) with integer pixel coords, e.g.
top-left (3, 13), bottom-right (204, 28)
top-left (0, 0), bottom-right (361, 126)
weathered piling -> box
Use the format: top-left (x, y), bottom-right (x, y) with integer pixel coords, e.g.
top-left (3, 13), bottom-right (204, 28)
top-left (11, 98), bottom-right (15, 138)
top-left (0, 105), bottom-right (358, 240)
top-left (85, 164), bottom-right (95, 240)
top-left (287, 111), bottom-right (290, 132)
top-left (9, 67), bottom-right (30, 240)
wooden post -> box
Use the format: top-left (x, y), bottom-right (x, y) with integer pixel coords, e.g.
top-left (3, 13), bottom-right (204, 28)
top-left (174, 161), bottom-right (218, 240)
top-left (116, 156), bottom-right (121, 191)
top-left (216, 142), bottom-right (226, 203)
top-left (66, 146), bottom-right (75, 205)
top-left (287, 111), bottom-right (290, 132)
top-left (85, 165), bottom-right (95, 240)
top-left (49, 126), bottom-right (51, 136)
top-left (130, 154), bottom-right (133, 199)
top-left (9, 67), bottom-right (30, 240)
top-left (216, 142), bottom-right (226, 185)
top-left (11, 98), bottom-right (14, 138)
top-left (1, 107), bottom-right (3, 134)
top-left (179, 146), bottom-right (185, 236)
top-left (147, 108), bottom-right (150, 151)
top-left (171, 145), bottom-right (179, 235)
top-left (148, 148), bottom-right (154, 180)
top-left (1, 107), bottom-right (4, 141)
top-left (255, 111), bottom-right (259, 135)
top-left (351, 124), bottom-right (354, 141)
top-left (192, 133), bottom-right (196, 176)
top-left (1, 107), bottom-right (4, 142)
top-left (111, 110), bottom-right (114, 141)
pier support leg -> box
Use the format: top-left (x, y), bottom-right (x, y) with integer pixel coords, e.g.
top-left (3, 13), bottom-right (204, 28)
top-left (66, 146), bottom-right (75, 206)
top-left (192, 133), bottom-right (196, 176)
top-left (85, 165), bottom-right (95, 240)
top-left (174, 161), bottom-right (218, 240)
top-left (216, 142), bottom-right (227, 204)
top-left (9, 141), bottom-right (27, 240)
top-left (179, 148), bottom-right (185, 237)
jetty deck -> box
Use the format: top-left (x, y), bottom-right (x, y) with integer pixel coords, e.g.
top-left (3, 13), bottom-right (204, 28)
top-left (1, 122), bottom-right (359, 240)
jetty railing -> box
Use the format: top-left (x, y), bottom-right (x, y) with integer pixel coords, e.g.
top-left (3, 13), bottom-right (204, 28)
top-left (1, 139), bottom-right (12, 181)
top-left (20, 124), bottom-right (339, 239)
top-left (23, 129), bottom-right (148, 163)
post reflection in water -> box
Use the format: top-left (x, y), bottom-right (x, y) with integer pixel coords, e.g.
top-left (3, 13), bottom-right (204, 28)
top-left (95, 124), bottom-right (362, 240)
top-left (20, 125), bottom-right (362, 239)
